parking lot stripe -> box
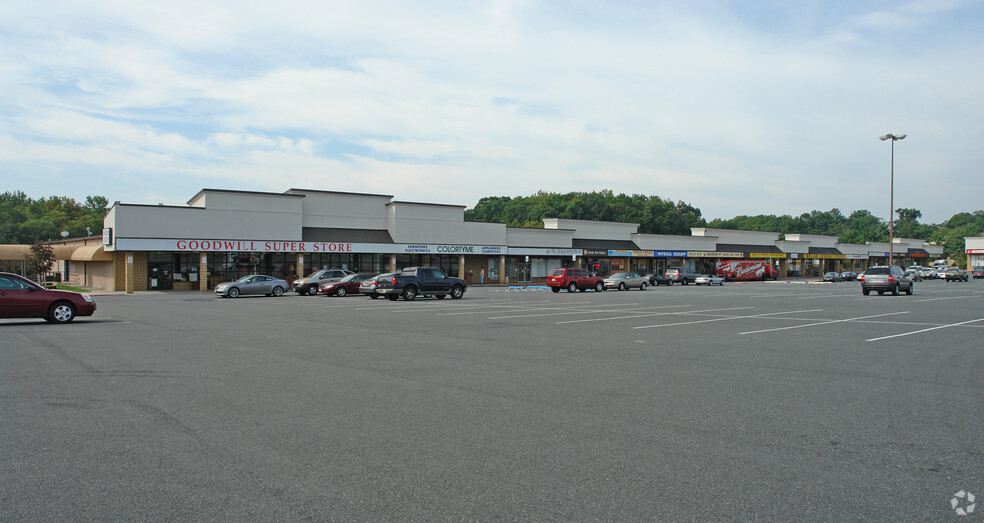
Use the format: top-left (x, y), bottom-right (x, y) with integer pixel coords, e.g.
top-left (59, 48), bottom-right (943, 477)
top-left (738, 311), bottom-right (909, 335)
top-left (866, 317), bottom-right (984, 342)
top-left (912, 295), bottom-right (979, 303)
top-left (550, 305), bottom-right (700, 324)
top-left (632, 308), bottom-right (821, 330)
top-left (491, 304), bottom-right (683, 320)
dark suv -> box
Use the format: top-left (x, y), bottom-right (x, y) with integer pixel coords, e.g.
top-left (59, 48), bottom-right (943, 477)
top-left (860, 265), bottom-right (913, 296)
top-left (293, 268), bottom-right (354, 295)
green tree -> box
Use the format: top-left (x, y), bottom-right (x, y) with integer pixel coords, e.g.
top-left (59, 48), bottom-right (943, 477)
top-left (25, 239), bottom-right (54, 282)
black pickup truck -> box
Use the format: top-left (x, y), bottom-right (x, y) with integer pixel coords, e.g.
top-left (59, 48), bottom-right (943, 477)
top-left (372, 267), bottom-right (467, 301)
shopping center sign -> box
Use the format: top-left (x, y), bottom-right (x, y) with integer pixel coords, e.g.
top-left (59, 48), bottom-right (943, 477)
top-left (112, 238), bottom-right (505, 255)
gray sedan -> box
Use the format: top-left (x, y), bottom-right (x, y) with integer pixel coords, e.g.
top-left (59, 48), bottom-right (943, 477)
top-left (603, 272), bottom-right (648, 291)
top-left (215, 275), bottom-right (288, 298)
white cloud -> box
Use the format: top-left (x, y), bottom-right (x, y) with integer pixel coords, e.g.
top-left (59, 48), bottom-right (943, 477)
top-left (0, 1), bottom-right (982, 223)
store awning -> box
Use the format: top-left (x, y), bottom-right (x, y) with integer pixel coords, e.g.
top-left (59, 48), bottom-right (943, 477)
top-left (572, 239), bottom-right (640, 250)
top-left (0, 244), bottom-right (30, 260)
top-left (302, 227), bottom-right (394, 243)
top-left (71, 244), bottom-right (114, 261)
top-left (715, 243), bottom-right (784, 254)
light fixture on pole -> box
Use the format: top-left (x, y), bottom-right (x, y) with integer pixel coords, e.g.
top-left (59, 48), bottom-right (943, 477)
top-left (879, 133), bottom-right (906, 266)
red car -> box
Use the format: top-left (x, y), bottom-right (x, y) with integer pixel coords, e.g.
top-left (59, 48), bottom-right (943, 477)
top-left (0, 272), bottom-right (97, 323)
top-left (318, 273), bottom-right (377, 297)
top-left (546, 268), bottom-right (605, 293)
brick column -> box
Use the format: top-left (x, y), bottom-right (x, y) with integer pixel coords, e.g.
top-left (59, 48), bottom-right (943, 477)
top-left (125, 252), bottom-right (134, 294)
top-left (458, 255), bottom-right (466, 278)
top-left (199, 253), bottom-right (208, 291)
top-left (389, 254), bottom-right (397, 272)
top-left (297, 254), bottom-right (305, 279)
top-left (499, 255), bottom-right (507, 284)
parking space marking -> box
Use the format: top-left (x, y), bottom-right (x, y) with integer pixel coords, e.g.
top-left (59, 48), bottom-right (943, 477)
top-left (738, 311), bottom-right (909, 335)
top-left (489, 303), bottom-right (673, 320)
top-left (550, 305), bottom-right (699, 324)
top-left (632, 308), bottom-right (820, 330)
top-left (912, 295), bottom-right (979, 303)
top-left (866, 317), bottom-right (984, 342)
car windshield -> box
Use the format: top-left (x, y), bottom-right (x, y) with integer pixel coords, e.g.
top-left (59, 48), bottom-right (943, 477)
top-left (340, 274), bottom-right (359, 282)
top-left (610, 272), bottom-right (627, 278)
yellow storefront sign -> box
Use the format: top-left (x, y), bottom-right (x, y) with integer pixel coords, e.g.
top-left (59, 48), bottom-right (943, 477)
top-left (750, 252), bottom-right (787, 258)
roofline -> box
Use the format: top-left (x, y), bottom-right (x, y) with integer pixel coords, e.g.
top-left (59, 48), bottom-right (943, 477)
top-left (287, 188), bottom-right (394, 199)
top-left (187, 188), bottom-right (306, 205)
top-left (386, 200), bottom-right (466, 209)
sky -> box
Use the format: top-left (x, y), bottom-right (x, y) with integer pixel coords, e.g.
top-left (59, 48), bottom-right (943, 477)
top-left (1, 0), bottom-right (982, 224)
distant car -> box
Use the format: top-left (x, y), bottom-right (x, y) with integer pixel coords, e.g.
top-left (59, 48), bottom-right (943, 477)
top-left (645, 273), bottom-right (673, 286)
top-left (694, 274), bottom-right (725, 286)
top-left (973, 267), bottom-right (984, 279)
top-left (215, 275), bottom-right (288, 298)
top-left (293, 269), bottom-right (354, 295)
top-left (603, 272), bottom-right (648, 291)
top-left (546, 268), bottom-right (605, 293)
top-left (822, 272), bottom-right (843, 282)
top-left (840, 271), bottom-right (857, 281)
top-left (934, 266), bottom-right (949, 279)
top-left (360, 273), bottom-right (398, 299)
top-left (860, 265), bottom-right (913, 296)
top-left (918, 267), bottom-right (936, 279)
top-left (665, 267), bottom-right (698, 285)
top-left (0, 272), bottom-right (97, 323)
top-left (319, 273), bottom-right (376, 296)
top-left (943, 268), bottom-right (968, 282)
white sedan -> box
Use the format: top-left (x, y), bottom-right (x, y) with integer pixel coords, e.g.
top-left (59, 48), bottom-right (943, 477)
top-left (694, 274), bottom-right (725, 286)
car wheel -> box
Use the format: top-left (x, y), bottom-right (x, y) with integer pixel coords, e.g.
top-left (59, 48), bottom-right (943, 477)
top-left (450, 285), bottom-right (465, 299)
top-left (618, 282), bottom-right (626, 291)
top-left (308, 286), bottom-right (317, 296)
top-left (551, 287), bottom-right (560, 293)
top-left (272, 286), bottom-right (284, 297)
top-left (877, 290), bottom-right (884, 295)
top-left (683, 278), bottom-right (689, 285)
top-left (228, 287), bottom-right (240, 298)
top-left (386, 294), bottom-right (398, 301)
top-left (568, 282), bottom-right (577, 293)
top-left (403, 286), bottom-right (417, 301)
top-left (862, 288), bottom-right (870, 296)
top-left (336, 287), bottom-right (346, 297)
top-left (47, 302), bottom-right (76, 323)
top-left (906, 283), bottom-right (913, 295)
top-left (640, 282), bottom-right (647, 291)
top-left (892, 284), bottom-right (899, 296)
top-left (595, 282), bottom-right (604, 292)
top-left (370, 294), bottom-right (379, 299)
top-left (436, 294), bottom-right (447, 299)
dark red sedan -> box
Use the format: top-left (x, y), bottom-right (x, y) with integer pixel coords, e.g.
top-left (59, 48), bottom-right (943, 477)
top-left (318, 273), bottom-right (377, 297)
top-left (0, 272), bottom-right (97, 323)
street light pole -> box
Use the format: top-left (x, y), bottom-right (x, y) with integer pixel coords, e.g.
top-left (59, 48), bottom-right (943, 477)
top-left (879, 133), bottom-right (906, 266)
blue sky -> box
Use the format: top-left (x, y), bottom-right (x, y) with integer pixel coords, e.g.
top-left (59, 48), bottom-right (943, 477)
top-left (1, 0), bottom-right (981, 224)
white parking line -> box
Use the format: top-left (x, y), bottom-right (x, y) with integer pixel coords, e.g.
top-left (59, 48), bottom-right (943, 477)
top-left (739, 311), bottom-right (909, 335)
top-left (490, 304), bottom-right (671, 320)
top-left (912, 295), bottom-right (978, 303)
top-left (866, 317), bottom-right (984, 342)
top-left (551, 305), bottom-right (697, 324)
top-left (633, 308), bottom-right (821, 330)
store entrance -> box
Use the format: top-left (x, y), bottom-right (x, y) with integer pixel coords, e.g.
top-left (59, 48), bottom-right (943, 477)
top-left (148, 261), bottom-right (173, 290)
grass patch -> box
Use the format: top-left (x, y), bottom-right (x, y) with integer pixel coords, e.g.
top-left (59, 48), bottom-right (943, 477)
top-left (55, 285), bottom-right (90, 293)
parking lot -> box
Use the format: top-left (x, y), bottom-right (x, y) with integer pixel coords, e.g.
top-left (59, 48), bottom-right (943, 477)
top-left (2, 278), bottom-right (983, 519)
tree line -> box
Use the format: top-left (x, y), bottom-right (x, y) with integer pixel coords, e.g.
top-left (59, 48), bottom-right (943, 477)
top-left (1, 191), bottom-right (109, 243)
top-left (464, 191), bottom-right (983, 265)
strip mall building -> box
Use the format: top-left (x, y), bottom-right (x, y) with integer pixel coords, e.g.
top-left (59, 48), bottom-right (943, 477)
top-left (7, 188), bottom-right (954, 292)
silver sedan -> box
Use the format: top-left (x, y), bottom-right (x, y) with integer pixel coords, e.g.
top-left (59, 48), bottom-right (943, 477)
top-left (603, 272), bottom-right (648, 291)
top-left (215, 275), bottom-right (288, 298)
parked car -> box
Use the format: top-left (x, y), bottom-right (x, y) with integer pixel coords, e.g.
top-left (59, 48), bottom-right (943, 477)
top-left (665, 266), bottom-right (698, 285)
top-left (360, 273), bottom-right (398, 299)
top-left (293, 269), bottom-right (354, 295)
top-left (603, 272), bottom-right (648, 291)
top-left (822, 272), bottom-right (843, 282)
top-left (943, 268), bottom-right (968, 282)
top-left (694, 274), bottom-right (725, 286)
top-left (644, 273), bottom-right (673, 286)
top-left (860, 266), bottom-right (913, 296)
top-left (215, 275), bottom-right (288, 298)
top-left (840, 271), bottom-right (857, 281)
top-left (319, 273), bottom-right (377, 296)
top-left (0, 272), bottom-right (97, 323)
top-left (546, 268), bottom-right (605, 293)
top-left (918, 267), bottom-right (936, 279)
top-left (372, 267), bottom-right (467, 301)
top-left (973, 267), bottom-right (984, 279)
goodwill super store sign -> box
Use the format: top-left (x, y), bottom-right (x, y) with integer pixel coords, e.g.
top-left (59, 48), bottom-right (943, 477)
top-left (112, 238), bottom-right (505, 255)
